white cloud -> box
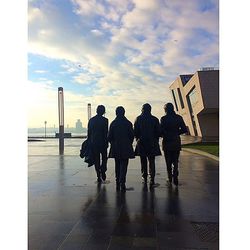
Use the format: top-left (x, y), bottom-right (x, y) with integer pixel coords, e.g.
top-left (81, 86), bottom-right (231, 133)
top-left (28, 0), bottom-right (218, 127)
top-left (150, 64), bottom-right (167, 77)
top-left (29, 0), bottom-right (218, 79)
top-left (133, 0), bottom-right (160, 10)
top-left (73, 72), bottom-right (95, 84)
top-left (28, 6), bottom-right (44, 23)
top-left (71, 0), bottom-right (106, 16)
top-left (91, 29), bottom-right (103, 36)
top-left (35, 70), bottom-right (47, 73)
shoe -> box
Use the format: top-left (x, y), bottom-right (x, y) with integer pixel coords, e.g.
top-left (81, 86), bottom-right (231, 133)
top-left (168, 173), bottom-right (172, 183)
top-left (101, 172), bottom-right (106, 181)
top-left (116, 182), bottom-right (120, 191)
top-left (97, 177), bottom-right (102, 183)
top-left (142, 183), bottom-right (148, 192)
top-left (173, 176), bottom-right (178, 186)
top-left (121, 184), bottom-right (126, 192)
top-left (150, 179), bottom-right (155, 186)
top-left (166, 179), bottom-right (172, 186)
top-left (142, 177), bottom-right (147, 184)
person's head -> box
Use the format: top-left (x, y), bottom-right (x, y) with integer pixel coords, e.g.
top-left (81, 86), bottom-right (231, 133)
top-left (164, 102), bottom-right (175, 114)
top-left (141, 103), bottom-right (151, 114)
top-left (116, 106), bottom-right (125, 117)
top-left (96, 105), bottom-right (105, 115)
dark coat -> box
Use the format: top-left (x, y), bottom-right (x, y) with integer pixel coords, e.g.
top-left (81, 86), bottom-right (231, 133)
top-left (134, 113), bottom-right (161, 157)
top-left (160, 113), bottom-right (187, 151)
top-left (80, 139), bottom-right (94, 167)
top-left (87, 114), bottom-right (108, 153)
top-left (108, 116), bottom-right (135, 159)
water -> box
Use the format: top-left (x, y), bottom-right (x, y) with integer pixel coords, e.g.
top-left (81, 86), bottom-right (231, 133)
top-left (28, 132), bottom-right (86, 137)
top-left (28, 138), bottom-right (84, 156)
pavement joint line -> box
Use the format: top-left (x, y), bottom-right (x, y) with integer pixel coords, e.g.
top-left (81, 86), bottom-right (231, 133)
top-left (71, 171), bottom-right (80, 176)
top-left (106, 201), bottom-right (125, 250)
top-left (182, 148), bottom-right (219, 162)
top-left (56, 180), bottom-right (110, 249)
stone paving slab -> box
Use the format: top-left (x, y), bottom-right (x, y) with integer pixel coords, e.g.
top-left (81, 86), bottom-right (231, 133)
top-left (29, 151), bottom-right (219, 250)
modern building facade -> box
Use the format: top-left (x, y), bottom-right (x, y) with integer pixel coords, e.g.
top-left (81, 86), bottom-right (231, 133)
top-left (169, 68), bottom-right (219, 141)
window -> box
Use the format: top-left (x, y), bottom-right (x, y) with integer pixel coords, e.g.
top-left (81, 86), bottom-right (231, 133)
top-left (180, 75), bottom-right (193, 86)
top-left (188, 87), bottom-right (198, 106)
top-left (171, 90), bottom-right (178, 111)
top-left (177, 88), bottom-right (185, 109)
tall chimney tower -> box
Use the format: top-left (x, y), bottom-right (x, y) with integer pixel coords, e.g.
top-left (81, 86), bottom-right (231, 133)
top-left (58, 87), bottom-right (64, 155)
top-left (87, 103), bottom-right (91, 121)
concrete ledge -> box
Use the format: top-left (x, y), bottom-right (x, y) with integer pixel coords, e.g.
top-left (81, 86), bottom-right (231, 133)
top-left (182, 148), bottom-right (219, 162)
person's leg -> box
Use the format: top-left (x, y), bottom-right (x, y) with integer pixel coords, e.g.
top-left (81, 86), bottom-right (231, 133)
top-left (140, 156), bottom-right (148, 182)
top-left (120, 159), bottom-right (128, 191)
top-left (148, 156), bottom-right (156, 185)
top-left (115, 158), bottom-right (121, 190)
top-left (172, 151), bottom-right (180, 186)
top-left (94, 151), bottom-right (101, 182)
top-left (100, 150), bottom-right (107, 181)
top-left (164, 151), bottom-right (173, 183)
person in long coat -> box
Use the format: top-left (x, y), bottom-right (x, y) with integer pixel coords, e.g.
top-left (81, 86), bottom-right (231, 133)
top-left (108, 106), bottom-right (134, 192)
top-left (134, 103), bottom-right (161, 186)
top-left (87, 105), bottom-right (109, 183)
top-left (160, 103), bottom-right (187, 186)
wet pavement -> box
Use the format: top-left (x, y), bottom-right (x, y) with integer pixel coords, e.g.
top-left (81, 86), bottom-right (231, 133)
top-left (28, 151), bottom-right (219, 250)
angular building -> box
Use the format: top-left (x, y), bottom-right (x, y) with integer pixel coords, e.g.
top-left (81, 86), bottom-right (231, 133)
top-left (169, 68), bottom-right (219, 141)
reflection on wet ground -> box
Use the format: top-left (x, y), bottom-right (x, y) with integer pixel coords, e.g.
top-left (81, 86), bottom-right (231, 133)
top-left (29, 151), bottom-right (218, 249)
top-left (28, 136), bottom-right (200, 156)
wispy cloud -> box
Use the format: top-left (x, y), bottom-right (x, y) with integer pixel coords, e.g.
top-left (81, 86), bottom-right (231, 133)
top-left (28, 0), bottom-right (219, 127)
top-left (35, 70), bottom-right (47, 73)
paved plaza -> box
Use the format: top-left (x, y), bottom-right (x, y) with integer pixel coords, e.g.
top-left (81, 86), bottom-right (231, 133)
top-left (28, 150), bottom-right (219, 250)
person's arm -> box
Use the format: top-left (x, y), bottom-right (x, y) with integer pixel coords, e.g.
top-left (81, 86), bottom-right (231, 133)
top-left (134, 117), bottom-right (140, 140)
top-left (128, 122), bottom-right (134, 143)
top-left (107, 122), bottom-right (113, 143)
top-left (105, 119), bottom-right (108, 139)
top-left (87, 119), bottom-right (91, 138)
top-left (105, 119), bottom-right (109, 147)
top-left (179, 117), bottom-right (187, 135)
top-left (160, 117), bottom-right (166, 138)
top-left (155, 117), bottom-right (161, 139)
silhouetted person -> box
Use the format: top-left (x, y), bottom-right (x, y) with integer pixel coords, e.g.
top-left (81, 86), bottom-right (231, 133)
top-left (108, 106), bottom-right (134, 192)
top-left (87, 105), bottom-right (108, 183)
top-left (160, 103), bottom-right (187, 186)
top-left (134, 103), bottom-right (161, 186)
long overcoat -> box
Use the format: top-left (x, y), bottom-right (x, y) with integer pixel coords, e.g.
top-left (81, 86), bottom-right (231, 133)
top-left (108, 116), bottom-right (135, 159)
top-left (160, 113), bottom-right (187, 151)
top-left (134, 114), bottom-right (161, 157)
top-left (87, 114), bottom-right (109, 153)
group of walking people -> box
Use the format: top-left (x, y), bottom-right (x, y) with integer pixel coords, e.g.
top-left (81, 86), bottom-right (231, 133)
top-left (86, 103), bottom-right (187, 192)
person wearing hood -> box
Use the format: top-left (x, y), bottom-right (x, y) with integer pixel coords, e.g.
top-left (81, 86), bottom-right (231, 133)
top-left (108, 106), bottom-right (135, 192)
top-left (160, 103), bottom-right (187, 186)
top-left (134, 103), bottom-right (161, 187)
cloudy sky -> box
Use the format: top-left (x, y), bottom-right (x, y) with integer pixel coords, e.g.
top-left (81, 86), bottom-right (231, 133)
top-left (28, 0), bottom-right (219, 128)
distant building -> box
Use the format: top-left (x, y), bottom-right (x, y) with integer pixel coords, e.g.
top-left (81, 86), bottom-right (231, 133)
top-left (75, 119), bottom-right (84, 133)
top-left (169, 68), bottom-right (219, 141)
